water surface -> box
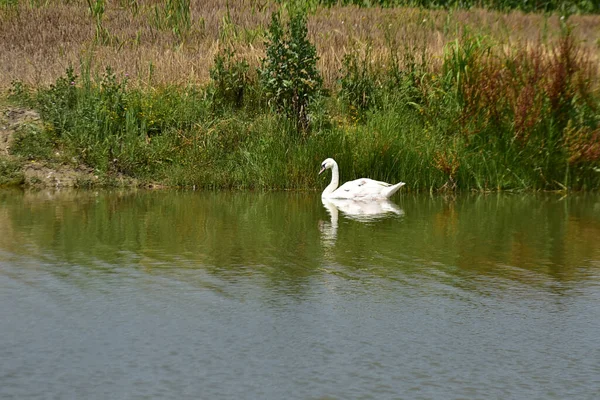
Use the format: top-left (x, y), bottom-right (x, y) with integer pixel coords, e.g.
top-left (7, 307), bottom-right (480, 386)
top-left (1, 190), bottom-right (599, 399)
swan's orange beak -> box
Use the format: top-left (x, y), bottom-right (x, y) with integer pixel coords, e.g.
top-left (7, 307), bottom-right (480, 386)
top-left (319, 166), bottom-right (325, 175)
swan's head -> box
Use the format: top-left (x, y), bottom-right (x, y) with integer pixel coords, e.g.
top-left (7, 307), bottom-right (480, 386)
top-left (319, 158), bottom-right (336, 175)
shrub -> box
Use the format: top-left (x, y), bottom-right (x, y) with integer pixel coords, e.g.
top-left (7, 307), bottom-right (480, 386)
top-left (260, 9), bottom-right (322, 133)
top-left (35, 67), bottom-right (155, 174)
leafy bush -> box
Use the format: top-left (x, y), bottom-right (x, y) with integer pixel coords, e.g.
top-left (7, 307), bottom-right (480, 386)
top-left (260, 9), bottom-right (323, 133)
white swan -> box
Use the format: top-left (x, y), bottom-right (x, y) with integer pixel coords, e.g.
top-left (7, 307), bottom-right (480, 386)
top-left (319, 158), bottom-right (405, 200)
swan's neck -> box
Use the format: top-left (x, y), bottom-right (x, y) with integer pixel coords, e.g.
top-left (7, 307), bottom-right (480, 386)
top-left (322, 162), bottom-right (339, 197)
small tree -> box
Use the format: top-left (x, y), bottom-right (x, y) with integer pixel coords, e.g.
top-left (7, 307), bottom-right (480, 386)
top-left (260, 9), bottom-right (322, 133)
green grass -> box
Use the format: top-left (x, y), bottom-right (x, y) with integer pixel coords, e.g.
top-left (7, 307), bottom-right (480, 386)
top-left (10, 124), bottom-right (55, 161)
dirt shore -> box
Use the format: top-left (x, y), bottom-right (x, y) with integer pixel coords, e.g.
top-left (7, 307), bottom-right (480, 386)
top-left (0, 106), bottom-right (137, 188)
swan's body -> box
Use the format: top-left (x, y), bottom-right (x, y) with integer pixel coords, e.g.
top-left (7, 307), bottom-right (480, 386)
top-left (319, 158), bottom-right (405, 200)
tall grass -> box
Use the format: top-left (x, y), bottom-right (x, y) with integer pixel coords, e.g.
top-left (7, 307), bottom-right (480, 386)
top-left (151, 0), bottom-right (191, 41)
top-left (318, 0), bottom-right (599, 14)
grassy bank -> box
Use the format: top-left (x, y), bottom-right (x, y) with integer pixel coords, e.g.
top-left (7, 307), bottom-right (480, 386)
top-left (1, 1), bottom-right (599, 191)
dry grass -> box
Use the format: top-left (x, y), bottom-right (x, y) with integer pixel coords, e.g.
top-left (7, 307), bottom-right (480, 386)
top-left (1, 0), bottom-right (599, 90)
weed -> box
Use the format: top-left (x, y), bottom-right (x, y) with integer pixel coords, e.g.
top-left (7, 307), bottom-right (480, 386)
top-left (565, 123), bottom-right (600, 165)
top-left (9, 125), bottom-right (54, 161)
top-left (85, 0), bottom-right (113, 45)
top-left (0, 157), bottom-right (24, 187)
top-left (36, 66), bottom-right (79, 135)
top-left (434, 149), bottom-right (460, 191)
top-left (8, 80), bottom-right (33, 106)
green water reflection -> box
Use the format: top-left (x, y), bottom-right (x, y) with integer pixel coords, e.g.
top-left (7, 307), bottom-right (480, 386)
top-left (1, 189), bottom-right (599, 290)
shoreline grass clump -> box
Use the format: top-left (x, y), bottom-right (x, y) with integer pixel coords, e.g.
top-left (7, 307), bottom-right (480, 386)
top-left (0, 158), bottom-right (24, 187)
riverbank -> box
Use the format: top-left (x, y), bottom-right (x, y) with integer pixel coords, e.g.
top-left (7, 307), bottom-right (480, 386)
top-left (1, 1), bottom-right (599, 191)
top-left (0, 104), bottom-right (140, 188)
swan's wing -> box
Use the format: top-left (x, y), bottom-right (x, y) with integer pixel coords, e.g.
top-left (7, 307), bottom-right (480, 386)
top-left (333, 178), bottom-right (391, 199)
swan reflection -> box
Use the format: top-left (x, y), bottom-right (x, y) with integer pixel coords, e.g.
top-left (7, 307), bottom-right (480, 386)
top-left (319, 198), bottom-right (404, 246)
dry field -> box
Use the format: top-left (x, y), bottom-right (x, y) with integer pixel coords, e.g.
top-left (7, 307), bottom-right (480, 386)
top-left (1, 0), bottom-right (599, 90)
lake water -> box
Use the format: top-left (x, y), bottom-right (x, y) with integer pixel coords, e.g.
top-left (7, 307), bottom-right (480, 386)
top-left (1, 189), bottom-right (599, 399)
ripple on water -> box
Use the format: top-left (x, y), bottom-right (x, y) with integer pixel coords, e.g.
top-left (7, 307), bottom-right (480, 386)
top-left (1, 191), bottom-right (600, 399)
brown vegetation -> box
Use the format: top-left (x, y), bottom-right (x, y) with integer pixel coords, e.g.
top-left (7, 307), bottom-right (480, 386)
top-left (451, 29), bottom-right (598, 141)
top-left (1, 0), bottom-right (599, 90)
